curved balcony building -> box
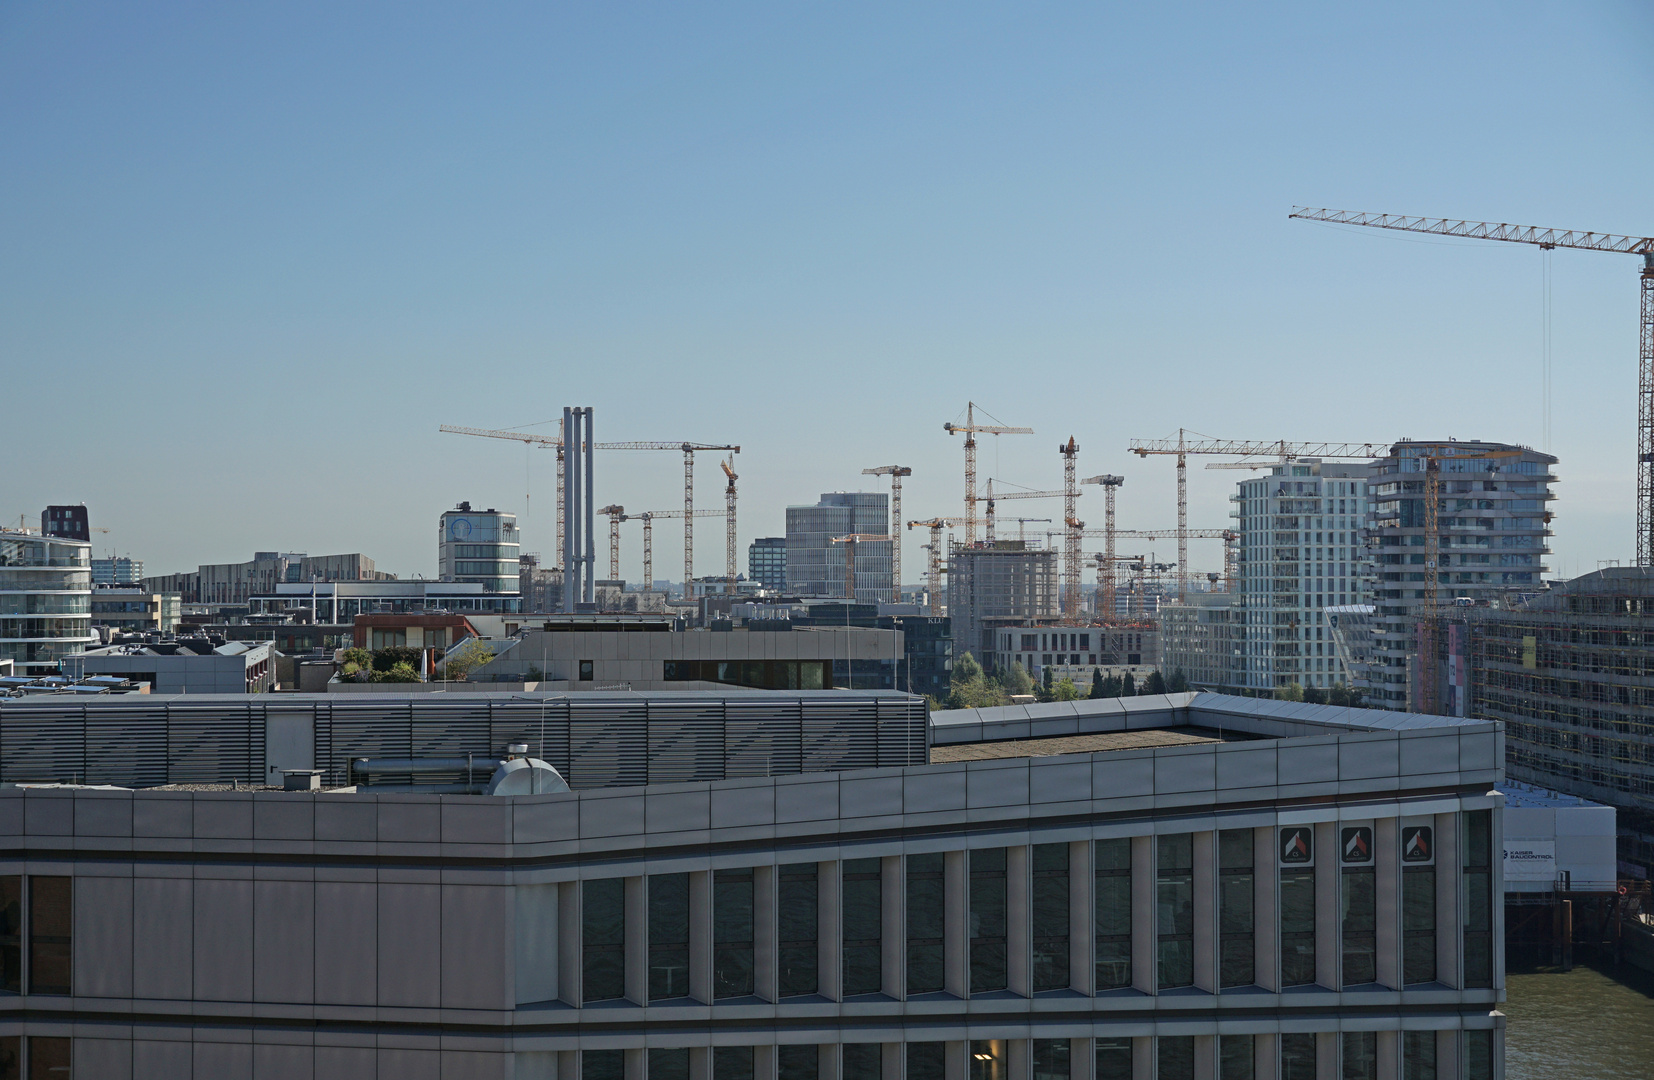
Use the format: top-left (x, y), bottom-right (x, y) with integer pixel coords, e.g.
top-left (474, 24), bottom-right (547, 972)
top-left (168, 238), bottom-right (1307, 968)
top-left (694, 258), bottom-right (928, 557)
top-left (0, 528), bottom-right (94, 677)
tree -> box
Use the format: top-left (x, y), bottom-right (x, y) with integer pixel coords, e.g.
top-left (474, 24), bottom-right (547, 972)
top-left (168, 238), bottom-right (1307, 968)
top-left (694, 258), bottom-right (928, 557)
top-left (1275, 682), bottom-right (1305, 702)
top-left (946, 652), bottom-right (1007, 710)
top-left (370, 661), bottom-right (421, 683)
top-left (1143, 670), bottom-right (1167, 695)
top-left (441, 637), bottom-right (495, 681)
top-left (1052, 676), bottom-right (1080, 702)
top-left (1101, 673), bottom-right (1123, 698)
top-left (995, 662), bottom-right (1034, 698)
top-left (371, 645), bottom-right (422, 672)
top-left (1089, 668), bottom-right (1107, 699)
top-left (1120, 672), bottom-right (1136, 697)
top-left (1303, 685), bottom-right (1327, 705)
top-left (338, 647), bottom-right (372, 682)
top-left (1167, 668), bottom-right (1190, 694)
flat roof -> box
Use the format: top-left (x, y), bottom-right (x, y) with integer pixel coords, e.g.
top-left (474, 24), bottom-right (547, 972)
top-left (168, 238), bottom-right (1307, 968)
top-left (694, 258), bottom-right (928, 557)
top-left (931, 726), bottom-right (1250, 762)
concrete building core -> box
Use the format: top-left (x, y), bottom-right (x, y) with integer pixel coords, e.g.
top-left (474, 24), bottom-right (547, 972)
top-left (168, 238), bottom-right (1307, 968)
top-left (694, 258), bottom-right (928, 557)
top-left (947, 542), bottom-right (1058, 668)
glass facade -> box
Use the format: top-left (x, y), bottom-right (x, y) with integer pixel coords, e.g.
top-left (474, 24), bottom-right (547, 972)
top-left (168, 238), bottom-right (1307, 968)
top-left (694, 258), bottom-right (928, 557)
top-left (842, 859), bottom-right (882, 996)
top-left (778, 863), bottom-right (818, 997)
top-left (1219, 829), bottom-right (1255, 987)
top-left (1031, 843), bottom-right (1069, 992)
top-left (439, 508), bottom-right (521, 593)
top-left (1094, 838), bottom-right (1132, 990)
top-left (906, 853), bottom-right (944, 994)
top-left (970, 848), bottom-right (1008, 993)
top-left (1157, 834), bottom-right (1194, 989)
top-left (0, 532), bottom-right (93, 674)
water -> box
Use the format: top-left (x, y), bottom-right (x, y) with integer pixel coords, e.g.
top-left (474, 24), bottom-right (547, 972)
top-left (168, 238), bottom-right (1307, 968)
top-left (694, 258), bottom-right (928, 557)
top-left (1505, 962), bottom-right (1654, 1079)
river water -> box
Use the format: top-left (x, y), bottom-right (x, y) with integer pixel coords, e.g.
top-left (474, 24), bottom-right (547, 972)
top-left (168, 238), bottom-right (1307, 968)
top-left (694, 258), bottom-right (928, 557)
top-left (1504, 961), bottom-right (1654, 1079)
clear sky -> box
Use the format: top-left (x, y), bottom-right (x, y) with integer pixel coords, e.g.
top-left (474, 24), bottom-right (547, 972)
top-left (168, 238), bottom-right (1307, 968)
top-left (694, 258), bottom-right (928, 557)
top-left (4, 2), bottom-right (1651, 585)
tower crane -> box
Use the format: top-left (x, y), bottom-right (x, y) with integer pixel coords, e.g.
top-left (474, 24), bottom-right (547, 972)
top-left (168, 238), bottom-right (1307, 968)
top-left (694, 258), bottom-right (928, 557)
top-left (1081, 475), bottom-right (1124, 622)
top-left (597, 505), bottom-right (626, 582)
top-left (862, 466), bottom-right (912, 601)
top-left (1128, 432), bottom-right (1387, 599)
top-left (1290, 207), bottom-right (1654, 561)
top-left (944, 403), bottom-right (1032, 546)
top-left (831, 534), bottom-right (894, 602)
top-left (720, 456), bottom-right (739, 591)
top-left (438, 425), bottom-right (739, 580)
top-left (983, 480), bottom-right (1065, 542)
top-left (634, 510), bottom-right (722, 596)
top-left (1012, 517), bottom-right (1052, 544)
top-left (906, 517), bottom-right (972, 615)
top-left (1115, 529), bottom-right (1240, 593)
top-left (1059, 438), bottom-right (1083, 622)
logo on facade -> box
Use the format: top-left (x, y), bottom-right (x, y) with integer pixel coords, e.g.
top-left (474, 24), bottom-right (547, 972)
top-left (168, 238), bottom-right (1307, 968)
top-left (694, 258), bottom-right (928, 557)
top-left (1341, 826), bottom-right (1373, 864)
top-left (1402, 826), bottom-right (1434, 863)
top-left (1280, 827), bottom-right (1313, 865)
top-left (451, 517), bottom-right (473, 540)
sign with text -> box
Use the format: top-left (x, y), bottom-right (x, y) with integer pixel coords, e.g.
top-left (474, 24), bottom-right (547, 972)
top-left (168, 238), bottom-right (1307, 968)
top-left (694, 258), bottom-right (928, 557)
top-left (1504, 840), bottom-right (1556, 882)
top-left (1341, 826), bottom-right (1374, 864)
top-left (1280, 826), bottom-right (1314, 865)
top-left (1402, 825), bottom-right (1434, 864)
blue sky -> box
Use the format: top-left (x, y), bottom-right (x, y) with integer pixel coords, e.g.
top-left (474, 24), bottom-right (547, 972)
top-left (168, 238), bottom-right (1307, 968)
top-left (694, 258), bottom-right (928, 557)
top-left (4, 2), bottom-right (1650, 583)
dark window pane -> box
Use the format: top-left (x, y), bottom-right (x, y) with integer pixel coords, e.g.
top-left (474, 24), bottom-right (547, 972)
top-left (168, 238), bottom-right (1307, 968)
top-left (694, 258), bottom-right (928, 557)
top-left (1159, 1036), bottom-right (1195, 1080)
top-left (778, 864), bottom-right (818, 998)
top-left (650, 873), bottom-right (690, 1001)
top-left (651, 1048), bottom-right (690, 1080)
top-left (583, 878), bottom-right (626, 1003)
top-left (1032, 1040), bottom-right (1069, 1080)
top-left (907, 853), bottom-right (945, 995)
top-left (1402, 1032), bottom-right (1437, 1080)
top-left (715, 1046), bottom-right (754, 1080)
top-left (1095, 1038), bottom-right (1132, 1080)
top-left (1158, 834), bottom-right (1194, 990)
top-left (843, 859), bottom-right (882, 996)
top-left (1342, 868), bottom-right (1377, 986)
top-left (1219, 830), bottom-right (1254, 870)
top-left (1095, 838), bottom-right (1133, 991)
top-left (27, 878), bottom-right (70, 996)
top-left (1095, 837), bottom-right (1131, 871)
top-left (1095, 875), bottom-right (1132, 937)
top-left (1220, 937), bottom-right (1256, 990)
top-left (842, 1043), bottom-right (881, 1080)
top-left (0, 879), bottom-right (18, 995)
top-left (1403, 868), bottom-right (1436, 985)
top-left (1219, 831), bottom-right (1255, 989)
top-left (907, 1043), bottom-right (945, 1080)
top-left (1219, 1035), bottom-right (1254, 1080)
top-left (1342, 1032), bottom-right (1376, 1080)
top-left (779, 1046), bottom-right (818, 1080)
top-left (583, 1049), bottom-right (623, 1080)
top-left (0, 1039), bottom-right (13, 1080)
top-left (1032, 844), bottom-right (1069, 992)
top-left (1280, 1034), bottom-right (1316, 1080)
top-left (971, 850), bottom-right (1007, 993)
top-left (969, 1041), bottom-right (1004, 1080)
top-left (1465, 809), bottom-right (1492, 869)
top-left (1280, 868), bottom-right (1316, 988)
top-left (714, 869), bottom-right (754, 999)
top-left (1464, 1031), bottom-right (1493, 1080)
top-left (29, 1036), bottom-right (71, 1079)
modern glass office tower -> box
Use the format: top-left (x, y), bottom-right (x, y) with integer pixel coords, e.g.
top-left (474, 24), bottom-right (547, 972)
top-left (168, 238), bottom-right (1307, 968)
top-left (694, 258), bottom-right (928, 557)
top-left (439, 500), bottom-right (522, 593)
top-left (0, 526), bottom-right (94, 676)
top-left (0, 690), bottom-right (1503, 1079)
top-left (785, 493), bottom-right (891, 602)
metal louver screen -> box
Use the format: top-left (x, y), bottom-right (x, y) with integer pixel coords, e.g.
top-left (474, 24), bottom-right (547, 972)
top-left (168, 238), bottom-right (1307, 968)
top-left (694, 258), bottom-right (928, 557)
top-left (567, 702), bottom-right (647, 789)
top-left (167, 702), bottom-right (260, 785)
top-left (801, 701), bottom-right (879, 773)
top-left (724, 700), bottom-right (802, 778)
top-left (1, 706), bottom-right (84, 784)
top-left (85, 706), bottom-right (168, 787)
top-left (645, 703), bottom-right (725, 783)
top-left (489, 700), bottom-right (571, 774)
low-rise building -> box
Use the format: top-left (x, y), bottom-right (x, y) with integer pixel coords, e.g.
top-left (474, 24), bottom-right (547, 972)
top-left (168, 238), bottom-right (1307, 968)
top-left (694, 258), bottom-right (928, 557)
top-left (60, 638), bottom-right (274, 693)
top-left (90, 587), bottom-right (181, 635)
top-left (248, 579), bottom-right (520, 621)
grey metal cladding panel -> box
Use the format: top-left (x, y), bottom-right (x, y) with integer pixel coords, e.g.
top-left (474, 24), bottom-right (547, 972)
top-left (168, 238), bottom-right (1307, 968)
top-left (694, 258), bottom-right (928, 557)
top-left (379, 799), bottom-right (441, 844)
top-left (1093, 751), bottom-right (1155, 801)
top-left (254, 798), bottom-right (315, 841)
top-left (646, 703), bottom-right (726, 783)
top-left (1459, 731), bottom-right (1499, 771)
top-left (253, 879), bottom-right (315, 1004)
top-left (75, 790), bottom-right (133, 837)
top-left (441, 1051), bottom-right (511, 1080)
top-left (904, 766), bottom-right (966, 815)
top-left (646, 787), bottom-right (711, 833)
top-left (1154, 747), bottom-right (1217, 794)
top-left (775, 777), bottom-right (839, 824)
top-left (24, 790), bottom-right (73, 836)
top-left (315, 1046), bottom-right (377, 1080)
top-left (839, 773), bottom-right (903, 818)
top-left (489, 700), bottom-right (571, 774)
top-left (442, 800), bottom-right (512, 846)
top-left (441, 884), bottom-right (513, 1010)
top-left (579, 791), bottom-right (646, 838)
top-left (75, 1038), bottom-right (132, 1080)
top-left (2, 706), bottom-right (84, 784)
top-left (85, 706), bottom-right (168, 787)
top-left (1027, 757), bottom-right (1091, 805)
top-left (75, 874), bottom-right (133, 998)
top-left (134, 1039), bottom-right (192, 1080)
top-left (1214, 743), bottom-right (1278, 792)
top-left (967, 760), bottom-right (1030, 808)
top-left (167, 702), bottom-right (260, 785)
top-left (193, 1042), bottom-right (252, 1080)
top-left (378, 1049), bottom-right (440, 1080)
top-left (194, 877), bottom-right (254, 1001)
top-left (709, 781), bottom-right (775, 830)
top-left (315, 881), bottom-right (378, 1006)
top-left (133, 876), bottom-right (193, 1000)
top-left (378, 882), bottom-right (441, 1008)
top-left (1398, 733), bottom-right (1459, 778)
top-left (1339, 734), bottom-right (1400, 781)
top-left (194, 793), bottom-right (254, 840)
top-left (512, 796), bottom-right (579, 845)
top-left (315, 798), bottom-right (377, 843)
top-left (0, 793), bottom-right (17, 837)
top-left (1276, 739), bottom-right (1339, 786)
top-left (568, 703), bottom-right (647, 789)
top-left (253, 1043), bottom-right (313, 1079)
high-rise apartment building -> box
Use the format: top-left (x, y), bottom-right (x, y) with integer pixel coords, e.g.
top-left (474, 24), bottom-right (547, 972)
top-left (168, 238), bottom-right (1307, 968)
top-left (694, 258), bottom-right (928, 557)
top-left (91, 556), bottom-right (143, 585)
top-left (439, 501), bottom-right (521, 593)
top-left (785, 493), bottom-right (891, 602)
top-left (747, 537), bottom-right (787, 590)
top-left (1366, 440), bottom-right (1556, 710)
top-left (1230, 462), bottom-right (1375, 692)
top-left (947, 541), bottom-right (1058, 666)
top-left (0, 523), bottom-right (95, 676)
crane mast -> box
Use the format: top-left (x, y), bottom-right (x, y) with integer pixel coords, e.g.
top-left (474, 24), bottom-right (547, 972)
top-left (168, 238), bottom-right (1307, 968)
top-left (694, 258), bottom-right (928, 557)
top-left (863, 466), bottom-right (912, 602)
top-left (1081, 475), bottom-right (1124, 620)
top-left (1060, 438), bottom-right (1082, 621)
top-left (944, 402), bottom-right (1032, 546)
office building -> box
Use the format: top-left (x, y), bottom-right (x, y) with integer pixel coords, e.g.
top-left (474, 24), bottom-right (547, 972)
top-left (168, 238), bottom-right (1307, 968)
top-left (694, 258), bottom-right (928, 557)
top-left (1367, 440), bottom-right (1557, 710)
top-left (91, 556), bottom-right (143, 585)
top-left (748, 536), bottom-right (787, 590)
top-left (248, 579), bottom-right (521, 622)
top-left (1231, 461), bottom-right (1375, 693)
top-left (785, 493), bottom-right (892, 602)
top-left (40, 504), bottom-right (89, 542)
top-left (947, 541), bottom-right (1058, 666)
top-left (984, 622), bottom-right (1161, 688)
top-left (90, 588), bottom-right (182, 635)
top-left (143, 551), bottom-right (391, 608)
top-left (0, 524), bottom-right (95, 677)
top-left (0, 689), bottom-right (1504, 1078)
top-left (440, 501), bottom-right (521, 593)
top-left (62, 638), bottom-right (274, 694)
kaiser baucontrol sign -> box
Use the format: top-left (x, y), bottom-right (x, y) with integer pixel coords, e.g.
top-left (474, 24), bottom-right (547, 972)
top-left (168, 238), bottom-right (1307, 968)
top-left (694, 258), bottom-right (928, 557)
top-left (1504, 839), bottom-right (1556, 881)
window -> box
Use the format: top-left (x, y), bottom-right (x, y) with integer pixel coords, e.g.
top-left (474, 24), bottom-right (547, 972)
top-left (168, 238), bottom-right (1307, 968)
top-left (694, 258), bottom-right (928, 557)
top-left (778, 864), bottom-right (818, 997)
top-left (1402, 1032), bottom-right (1436, 1080)
top-left (906, 853), bottom-right (944, 994)
top-left (1219, 1035), bottom-right (1255, 1080)
top-left (842, 859), bottom-right (882, 996)
top-left (579, 659), bottom-right (594, 681)
top-left (583, 878), bottom-right (626, 1003)
top-left (1219, 830), bottom-right (1255, 988)
top-left (1342, 832), bottom-right (1376, 986)
top-left (841, 1044), bottom-right (881, 1080)
top-left (1342, 1032), bottom-right (1376, 1080)
top-left (650, 873), bottom-right (690, 1000)
top-left (26, 878), bottom-right (69, 997)
top-left (1095, 1038), bottom-right (1133, 1080)
top-left (0, 879), bottom-right (17, 994)
top-left (1031, 1040), bottom-right (1069, 1080)
top-left (1158, 1036), bottom-right (1195, 1080)
top-left (651, 1048), bottom-right (690, 1080)
top-left (1280, 1034), bottom-right (1316, 1080)
top-left (1464, 810), bottom-right (1493, 988)
top-left (1280, 865), bottom-right (1316, 988)
top-left (1403, 866), bottom-right (1436, 985)
top-left (714, 868), bottom-right (754, 998)
top-left (1157, 834), bottom-right (1193, 989)
top-left (1464, 1031), bottom-right (1493, 1079)
top-left (0, 1039), bottom-right (13, 1080)
top-left (779, 1047), bottom-right (819, 1080)
top-left (584, 1049), bottom-right (623, 1080)
top-left (1094, 838), bottom-right (1132, 990)
top-left (1031, 843), bottom-right (1069, 991)
top-left (908, 1043), bottom-right (945, 1080)
top-left (970, 849), bottom-right (1007, 992)
top-left (970, 1040), bottom-right (1004, 1080)
top-left (716, 1046), bottom-right (754, 1080)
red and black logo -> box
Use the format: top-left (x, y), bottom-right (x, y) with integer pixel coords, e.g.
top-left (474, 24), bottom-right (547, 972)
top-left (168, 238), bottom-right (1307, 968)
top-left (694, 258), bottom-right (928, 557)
top-left (1280, 826), bottom-right (1313, 864)
top-left (1341, 826), bottom-right (1373, 864)
top-left (1402, 826), bottom-right (1434, 863)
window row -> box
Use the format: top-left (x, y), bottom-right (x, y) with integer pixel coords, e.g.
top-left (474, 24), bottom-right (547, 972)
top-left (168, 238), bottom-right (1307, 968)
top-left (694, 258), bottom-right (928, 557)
top-left (568, 813), bottom-right (1493, 1005)
top-left (567, 1032), bottom-right (1496, 1080)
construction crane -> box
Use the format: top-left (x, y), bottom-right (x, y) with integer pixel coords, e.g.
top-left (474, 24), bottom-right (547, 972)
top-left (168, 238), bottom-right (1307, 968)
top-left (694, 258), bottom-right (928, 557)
top-left (1081, 475), bottom-right (1124, 622)
top-left (862, 466), bottom-right (912, 601)
top-left (1059, 438), bottom-right (1083, 622)
top-left (634, 510), bottom-right (722, 595)
top-left (1012, 517), bottom-right (1052, 544)
top-left (1086, 552), bottom-right (1144, 619)
top-left (831, 534), bottom-right (893, 602)
top-left (944, 403), bottom-right (1032, 546)
top-left (1289, 206), bottom-right (1654, 563)
top-left (1115, 529), bottom-right (1241, 593)
top-left (720, 456), bottom-right (740, 591)
top-left (1128, 432), bottom-right (1387, 600)
top-left (438, 425), bottom-right (739, 580)
top-left (983, 480), bottom-right (1065, 542)
top-left (906, 517), bottom-right (972, 615)
top-left (597, 505), bottom-right (626, 581)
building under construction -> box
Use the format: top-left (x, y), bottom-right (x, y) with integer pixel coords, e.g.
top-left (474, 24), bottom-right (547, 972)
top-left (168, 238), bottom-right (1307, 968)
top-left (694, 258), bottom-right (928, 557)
top-left (946, 541), bottom-right (1057, 666)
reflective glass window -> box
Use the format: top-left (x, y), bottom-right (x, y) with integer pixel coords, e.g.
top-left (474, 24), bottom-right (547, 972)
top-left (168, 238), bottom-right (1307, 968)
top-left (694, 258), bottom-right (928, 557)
top-left (1157, 834), bottom-right (1194, 989)
top-left (1280, 868), bottom-right (1316, 987)
top-left (714, 869), bottom-right (754, 998)
top-left (650, 873), bottom-right (690, 1000)
top-left (778, 864), bottom-right (818, 998)
top-left (906, 853), bottom-right (944, 994)
top-left (1094, 838), bottom-right (1132, 990)
top-left (970, 849), bottom-right (1007, 993)
top-left (1219, 830), bottom-right (1255, 988)
top-left (582, 878), bottom-right (626, 1003)
top-left (1032, 843), bottom-right (1069, 992)
top-left (842, 859), bottom-right (882, 996)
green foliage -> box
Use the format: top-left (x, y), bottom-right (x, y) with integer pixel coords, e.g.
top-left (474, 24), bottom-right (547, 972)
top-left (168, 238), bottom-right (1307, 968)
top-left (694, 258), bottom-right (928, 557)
top-left (441, 637), bottom-right (495, 681)
top-left (1167, 668), bottom-right (1190, 694)
top-left (1120, 672), bottom-right (1136, 697)
top-left (1303, 685), bottom-right (1327, 705)
top-left (372, 646), bottom-right (422, 672)
top-left (1275, 682), bottom-right (1305, 702)
top-left (1143, 670), bottom-right (1167, 695)
top-left (1090, 668), bottom-right (1106, 699)
top-left (945, 652), bottom-right (1009, 710)
top-left (1327, 682), bottom-right (1363, 708)
top-left (339, 647), bottom-right (371, 669)
top-left (370, 661), bottom-right (421, 683)
top-left (525, 665), bottom-right (544, 682)
top-left (1052, 676), bottom-right (1080, 702)
top-left (993, 662), bottom-right (1034, 698)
